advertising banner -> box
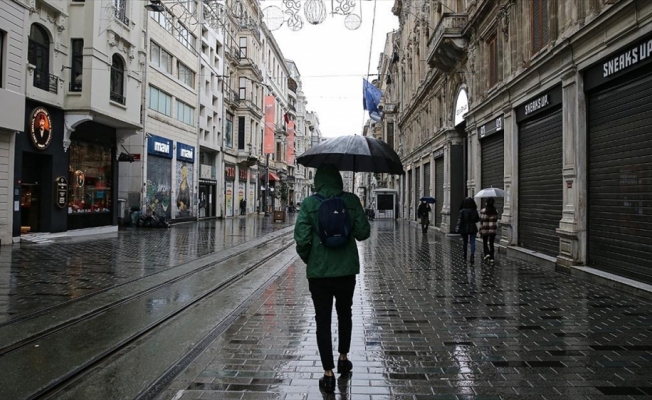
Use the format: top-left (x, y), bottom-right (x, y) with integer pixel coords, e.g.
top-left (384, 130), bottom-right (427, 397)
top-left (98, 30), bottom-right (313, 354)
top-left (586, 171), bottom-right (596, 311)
top-left (238, 182), bottom-right (245, 215)
top-left (225, 181), bottom-right (234, 217)
top-left (286, 121), bottom-right (295, 165)
top-left (264, 95), bottom-right (275, 154)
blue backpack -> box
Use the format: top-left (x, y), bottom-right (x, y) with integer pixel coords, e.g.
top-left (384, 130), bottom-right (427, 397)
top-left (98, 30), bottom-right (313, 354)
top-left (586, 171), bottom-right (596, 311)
top-left (314, 193), bottom-right (351, 248)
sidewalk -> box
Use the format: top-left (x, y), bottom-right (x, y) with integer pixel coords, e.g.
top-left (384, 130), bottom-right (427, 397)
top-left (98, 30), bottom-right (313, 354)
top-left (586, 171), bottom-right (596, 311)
top-left (159, 220), bottom-right (652, 400)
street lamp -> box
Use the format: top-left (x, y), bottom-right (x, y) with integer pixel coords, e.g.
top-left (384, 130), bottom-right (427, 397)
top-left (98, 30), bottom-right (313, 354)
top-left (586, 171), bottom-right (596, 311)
top-left (145, 0), bottom-right (165, 12)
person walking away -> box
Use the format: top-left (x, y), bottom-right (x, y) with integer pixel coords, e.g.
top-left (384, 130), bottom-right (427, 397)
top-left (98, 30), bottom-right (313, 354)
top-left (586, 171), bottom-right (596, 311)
top-left (417, 200), bottom-right (431, 234)
top-left (456, 197), bottom-right (480, 263)
top-left (294, 165), bottom-right (371, 393)
top-left (480, 198), bottom-right (498, 263)
top-left (239, 198), bottom-right (246, 216)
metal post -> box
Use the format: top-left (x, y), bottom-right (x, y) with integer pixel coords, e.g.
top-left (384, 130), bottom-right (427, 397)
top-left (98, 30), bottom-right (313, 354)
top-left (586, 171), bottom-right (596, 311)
top-left (264, 153), bottom-right (270, 216)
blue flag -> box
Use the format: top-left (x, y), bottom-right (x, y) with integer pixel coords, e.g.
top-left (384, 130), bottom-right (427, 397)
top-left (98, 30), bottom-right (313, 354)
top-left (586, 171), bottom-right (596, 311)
top-left (363, 78), bottom-right (382, 122)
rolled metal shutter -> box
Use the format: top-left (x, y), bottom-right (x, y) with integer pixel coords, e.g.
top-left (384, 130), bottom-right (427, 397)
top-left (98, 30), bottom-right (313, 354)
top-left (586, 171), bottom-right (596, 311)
top-left (423, 163), bottom-right (431, 196)
top-left (435, 157), bottom-right (444, 227)
top-left (415, 166), bottom-right (421, 209)
top-left (481, 132), bottom-right (504, 236)
top-left (518, 109), bottom-right (563, 256)
top-left (407, 170), bottom-right (412, 220)
top-left (588, 71), bottom-right (652, 283)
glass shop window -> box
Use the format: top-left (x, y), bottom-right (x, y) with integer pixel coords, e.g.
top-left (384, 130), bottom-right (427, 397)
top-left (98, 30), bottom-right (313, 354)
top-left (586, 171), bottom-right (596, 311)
top-left (68, 142), bottom-right (112, 214)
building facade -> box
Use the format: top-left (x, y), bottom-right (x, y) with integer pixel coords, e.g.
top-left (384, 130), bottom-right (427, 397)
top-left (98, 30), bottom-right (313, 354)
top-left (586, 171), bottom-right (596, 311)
top-left (388, 0), bottom-right (652, 284)
top-left (0, 0), bottom-right (28, 244)
top-left (14, 0), bottom-right (144, 240)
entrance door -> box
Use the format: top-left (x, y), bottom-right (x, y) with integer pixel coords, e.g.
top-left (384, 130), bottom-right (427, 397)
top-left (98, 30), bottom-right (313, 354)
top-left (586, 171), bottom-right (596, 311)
top-left (435, 157), bottom-right (444, 227)
top-left (199, 184), bottom-right (208, 218)
top-left (20, 184), bottom-right (40, 233)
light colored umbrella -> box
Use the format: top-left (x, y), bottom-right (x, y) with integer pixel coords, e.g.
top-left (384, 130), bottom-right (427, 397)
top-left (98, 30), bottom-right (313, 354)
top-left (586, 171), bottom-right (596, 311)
top-left (474, 187), bottom-right (506, 198)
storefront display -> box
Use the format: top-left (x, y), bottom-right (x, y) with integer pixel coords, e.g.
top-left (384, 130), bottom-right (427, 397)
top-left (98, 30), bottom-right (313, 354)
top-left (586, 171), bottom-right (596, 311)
top-left (67, 141), bottom-right (112, 215)
top-left (146, 134), bottom-right (173, 219)
top-left (225, 164), bottom-right (235, 217)
top-left (176, 143), bottom-right (195, 219)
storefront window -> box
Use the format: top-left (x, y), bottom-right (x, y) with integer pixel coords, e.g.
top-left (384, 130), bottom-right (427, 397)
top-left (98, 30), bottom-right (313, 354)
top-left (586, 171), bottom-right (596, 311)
top-left (68, 142), bottom-right (112, 214)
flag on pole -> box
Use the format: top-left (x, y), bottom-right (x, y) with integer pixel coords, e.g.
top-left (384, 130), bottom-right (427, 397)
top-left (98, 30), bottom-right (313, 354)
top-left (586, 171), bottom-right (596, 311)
top-left (363, 78), bottom-right (383, 122)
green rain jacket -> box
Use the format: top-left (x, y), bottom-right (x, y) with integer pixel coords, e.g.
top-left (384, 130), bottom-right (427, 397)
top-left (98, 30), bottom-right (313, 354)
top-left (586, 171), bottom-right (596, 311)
top-left (294, 166), bottom-right (371, 278)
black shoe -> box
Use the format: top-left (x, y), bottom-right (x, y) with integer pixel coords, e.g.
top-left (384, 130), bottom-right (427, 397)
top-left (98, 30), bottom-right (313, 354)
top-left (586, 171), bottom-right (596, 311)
top-left (338, 358), bottom-right (353, 374)
top-left (470, 255), bottom-right (474, 264)
top-left (319, 375), bottom-right (336, 393)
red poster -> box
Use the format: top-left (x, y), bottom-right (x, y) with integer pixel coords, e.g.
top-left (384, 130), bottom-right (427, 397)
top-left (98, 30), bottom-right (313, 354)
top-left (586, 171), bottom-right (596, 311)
top-left (286, 121), bottom-right (295, 165)
top-left (264, 95), bottom-right (275, 154)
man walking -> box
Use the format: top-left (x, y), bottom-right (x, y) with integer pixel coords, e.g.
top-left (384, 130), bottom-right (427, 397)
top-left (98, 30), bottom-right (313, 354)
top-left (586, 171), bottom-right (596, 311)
top-left (294, 165), bottom-right (370, 394)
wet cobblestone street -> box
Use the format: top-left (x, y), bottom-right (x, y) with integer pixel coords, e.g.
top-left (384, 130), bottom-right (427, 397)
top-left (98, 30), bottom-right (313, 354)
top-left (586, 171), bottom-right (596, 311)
top-left (0, 216), bottom-right (295, 322)
top-left (160, 220), bottom-right (652, 400)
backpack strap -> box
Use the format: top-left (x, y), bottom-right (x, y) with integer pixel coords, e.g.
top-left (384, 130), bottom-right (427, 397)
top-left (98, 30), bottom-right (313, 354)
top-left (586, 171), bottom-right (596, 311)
top-left (313, 193), bottom-right (326, 202)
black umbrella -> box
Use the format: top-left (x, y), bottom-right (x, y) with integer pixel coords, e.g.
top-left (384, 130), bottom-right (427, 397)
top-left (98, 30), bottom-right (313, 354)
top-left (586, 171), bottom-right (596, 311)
top-left (420, 196), bottom-right (436, 204)
top-left (296, 135), bottom-right (404, 175)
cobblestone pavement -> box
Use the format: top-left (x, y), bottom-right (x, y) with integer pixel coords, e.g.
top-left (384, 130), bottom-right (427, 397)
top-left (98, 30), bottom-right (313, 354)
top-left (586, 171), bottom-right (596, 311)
top-left (0, 216), bottom-right (296, 323)
top-left (160, 220), bottom-right (652, 400)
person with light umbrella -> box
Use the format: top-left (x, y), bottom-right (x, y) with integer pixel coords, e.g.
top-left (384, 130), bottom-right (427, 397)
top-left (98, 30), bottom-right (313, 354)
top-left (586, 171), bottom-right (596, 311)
top-left (480, 198), bottom-right (499, 263)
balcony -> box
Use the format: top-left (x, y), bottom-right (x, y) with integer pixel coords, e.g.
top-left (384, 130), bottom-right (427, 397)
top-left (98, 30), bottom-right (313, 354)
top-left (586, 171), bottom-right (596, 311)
top-left (114, 6), bottom-right (130, 26)
top-left (235, 93), bottom-right (262, 117)
top-left (33, 70), bottom-right (58, 94)
top-left (69, 81), bottom-right (82, 92)
top-left (427, 13), bottom-right (468, 73)
top-left (224, 88), bottom-right (238, 108)
top-left (275, 123), bottom-right (286, 136)
top-left (110, 91), bottom-right (126, 105)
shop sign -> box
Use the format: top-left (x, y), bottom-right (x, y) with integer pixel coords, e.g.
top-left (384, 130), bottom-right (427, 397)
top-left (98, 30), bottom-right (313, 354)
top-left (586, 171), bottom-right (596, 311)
top-left (200, 164), bottom-right (213, 180)
top-left (433, 147), bottom-right (444, 159)
top-left (585, 34), bottom-right (652, 90)
top-left (479, 114), bottom-right (504, 139)
top-left (516, 85), bottom-right (562, 122)
top-left (29, 107), bottom-right (53, 150)
top-left (225, 164), bottom-right (236, 181)
top-left (454, 88), bottom-right (468, 126)
top-left (55, 176), bottom-right (68, 209)
top-left (177, 143), bottom-right (195, 163)
top-left (147, 134), bottom-right (173, 158)
top-left (239, 168), bottom-right (248, 181)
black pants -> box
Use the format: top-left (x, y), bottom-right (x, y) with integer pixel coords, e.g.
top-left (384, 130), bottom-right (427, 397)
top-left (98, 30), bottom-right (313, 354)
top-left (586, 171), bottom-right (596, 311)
top-left (483, 234), bottom-right (496, 259)
top-left (308, 275), bottom-right (356, 371)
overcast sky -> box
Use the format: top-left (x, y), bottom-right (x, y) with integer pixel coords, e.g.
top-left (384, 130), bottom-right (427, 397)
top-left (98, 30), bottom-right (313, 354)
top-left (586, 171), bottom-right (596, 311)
top-left (270, 0), bottom-right (399, 138)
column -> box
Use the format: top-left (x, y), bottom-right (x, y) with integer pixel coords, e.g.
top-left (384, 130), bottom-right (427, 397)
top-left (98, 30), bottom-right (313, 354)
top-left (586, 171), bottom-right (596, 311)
top-left (500, 106), bottom-right (516, 247)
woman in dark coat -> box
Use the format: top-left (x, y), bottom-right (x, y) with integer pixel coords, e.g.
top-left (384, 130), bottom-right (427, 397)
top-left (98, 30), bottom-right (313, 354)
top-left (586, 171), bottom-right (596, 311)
top-left (456, 197), bottom-right (480, 263)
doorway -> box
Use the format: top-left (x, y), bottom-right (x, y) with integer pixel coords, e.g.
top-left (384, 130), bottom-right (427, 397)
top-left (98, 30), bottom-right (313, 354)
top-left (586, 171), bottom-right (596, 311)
top-left (20, 183), bottom-right (40, 233)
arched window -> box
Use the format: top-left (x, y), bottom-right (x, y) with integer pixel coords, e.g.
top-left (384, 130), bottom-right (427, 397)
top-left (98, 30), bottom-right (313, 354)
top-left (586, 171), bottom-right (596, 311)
top-left (28, 24), bottom-right (52, 91)
top-left (110, 54), bottom-right (125, 104)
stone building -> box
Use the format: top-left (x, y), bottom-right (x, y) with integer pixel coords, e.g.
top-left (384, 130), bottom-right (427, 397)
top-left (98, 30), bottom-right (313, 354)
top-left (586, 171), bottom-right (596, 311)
top-left (14, 0), bottom-right (144, 240)
top-left (389, 0), bottom-right (652, 284)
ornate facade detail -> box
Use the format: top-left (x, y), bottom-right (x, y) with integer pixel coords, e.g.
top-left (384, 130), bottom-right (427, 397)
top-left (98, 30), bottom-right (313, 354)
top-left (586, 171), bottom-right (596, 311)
top-left (497, 2), bottom-right (512, 40)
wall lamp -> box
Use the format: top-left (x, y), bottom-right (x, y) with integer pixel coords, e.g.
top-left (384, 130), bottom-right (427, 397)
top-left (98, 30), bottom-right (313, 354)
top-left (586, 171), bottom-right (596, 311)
top-left (145, 0), bottom-right (165, 12)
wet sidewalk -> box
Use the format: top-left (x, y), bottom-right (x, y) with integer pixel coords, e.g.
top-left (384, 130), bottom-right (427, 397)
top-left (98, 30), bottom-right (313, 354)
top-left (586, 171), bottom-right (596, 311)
top-left (0, 215), bottom-right (296, 323)
top-left (159, 220), bottom-right (652, 400)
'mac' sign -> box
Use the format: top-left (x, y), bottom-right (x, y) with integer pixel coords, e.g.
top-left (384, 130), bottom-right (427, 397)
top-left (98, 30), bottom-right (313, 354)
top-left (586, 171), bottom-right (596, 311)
top-left (239, 168), bottom-right (247, 181)
top-left (225, 165), bottom-right (236, 181)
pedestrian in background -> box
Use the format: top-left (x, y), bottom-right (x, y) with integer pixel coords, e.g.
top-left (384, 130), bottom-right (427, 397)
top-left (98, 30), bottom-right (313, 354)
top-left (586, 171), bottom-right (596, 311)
top-left (417, 200), bottom-right (431, 234)
top-left (294, 165), bottom-right (371, 394)
top-left (239, 198), bottom-right (246, 215)
top-left (456, 197), bottom-right (480, 264)
top-left (480, 198), bottom-right (498, 263)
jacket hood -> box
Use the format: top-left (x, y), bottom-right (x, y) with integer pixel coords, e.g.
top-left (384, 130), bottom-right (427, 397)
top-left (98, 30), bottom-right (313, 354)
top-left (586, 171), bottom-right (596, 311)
top-left (314, 165), bottom-right (343, 196)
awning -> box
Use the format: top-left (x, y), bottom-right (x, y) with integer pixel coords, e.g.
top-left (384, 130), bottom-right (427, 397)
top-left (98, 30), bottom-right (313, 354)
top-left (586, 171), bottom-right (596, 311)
top-left (260, 172), bottom-right (280, 182)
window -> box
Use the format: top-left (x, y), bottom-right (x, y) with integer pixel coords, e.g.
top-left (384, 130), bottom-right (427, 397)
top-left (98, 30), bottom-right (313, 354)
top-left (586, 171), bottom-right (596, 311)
top-left (150, 42), bottom-right (172, 73)
top-left (239, 77), bottom-right (246, 100)
top-left (532, 0), bottom-right (549, 53)
top-left (114, 0), bottom-right (129, 26)
top-left (29, 24), bottom-right (54, 92)
top-left (176, 100), bottom-right (194, 125)
top-left (150, 10), bottom-right (172, 32)
top-left (225, 113), bottom-right (233, 148)
top-left (0, 31), bottom-right (4, 88)
top-left (488, 34), bottom-right (498, 87)
top-left (148, 85), bottom-right (172, 116)
top-left (70, 39), bottom-right (83, 91)
top-left (68, 142), bottom-right (112, 214)
top-left (239, 37), bottom-right (247, 58)
top-left (238, 116), bottom-right (245, 150)
top-left (387, 122), bottom-right (394, 150)
top-left (177, 62), bottom-right (194, 87)
top-left (177, 24), bottom-right (195, 50)
top-left (110, 54), bottom-right (125, 104)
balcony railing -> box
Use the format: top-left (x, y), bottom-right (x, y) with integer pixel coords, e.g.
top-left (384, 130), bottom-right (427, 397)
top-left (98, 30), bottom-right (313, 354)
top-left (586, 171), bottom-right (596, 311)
top-left (33, 70), bottom-right (58, 94)
top-left (115, 6), bottom-right (130, 26)
top-left (427, 13), bottom-right (468, 72)
top-left (110, 91), bottom-right (126, 105)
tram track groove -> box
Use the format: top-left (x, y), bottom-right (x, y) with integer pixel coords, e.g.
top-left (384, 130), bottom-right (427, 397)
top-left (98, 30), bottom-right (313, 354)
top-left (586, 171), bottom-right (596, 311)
top-left (0, 228), bottom-right (294, 356)
top-left (0, 231), bottom-right (297, 400)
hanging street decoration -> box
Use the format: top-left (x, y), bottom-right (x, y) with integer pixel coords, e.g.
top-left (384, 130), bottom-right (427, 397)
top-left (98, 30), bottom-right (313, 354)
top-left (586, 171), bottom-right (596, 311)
top-left (263, 0), bottom-right (361, 31)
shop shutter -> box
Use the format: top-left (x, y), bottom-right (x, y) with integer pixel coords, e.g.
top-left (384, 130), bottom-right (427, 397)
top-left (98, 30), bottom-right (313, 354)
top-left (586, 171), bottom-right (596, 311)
top-left (588, 71), bottom-right (652, 283)
top-left (435, 157), bottom-right (444, 227)
top-left (481, 132), bottom-right (504, 236)
top-left (415, 166), bottom-right (421, 214)
top-left (407, 170), bottom-right (412, 219)
top-left (518, 109), bottom-right (563, 256)
top-left (423, 163), bottom-right (431, 196)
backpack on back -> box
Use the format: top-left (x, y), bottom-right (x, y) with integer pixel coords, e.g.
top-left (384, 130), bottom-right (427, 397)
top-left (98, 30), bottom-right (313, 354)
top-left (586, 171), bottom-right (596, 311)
top-left (314, 193), bottom-right (351, 248)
